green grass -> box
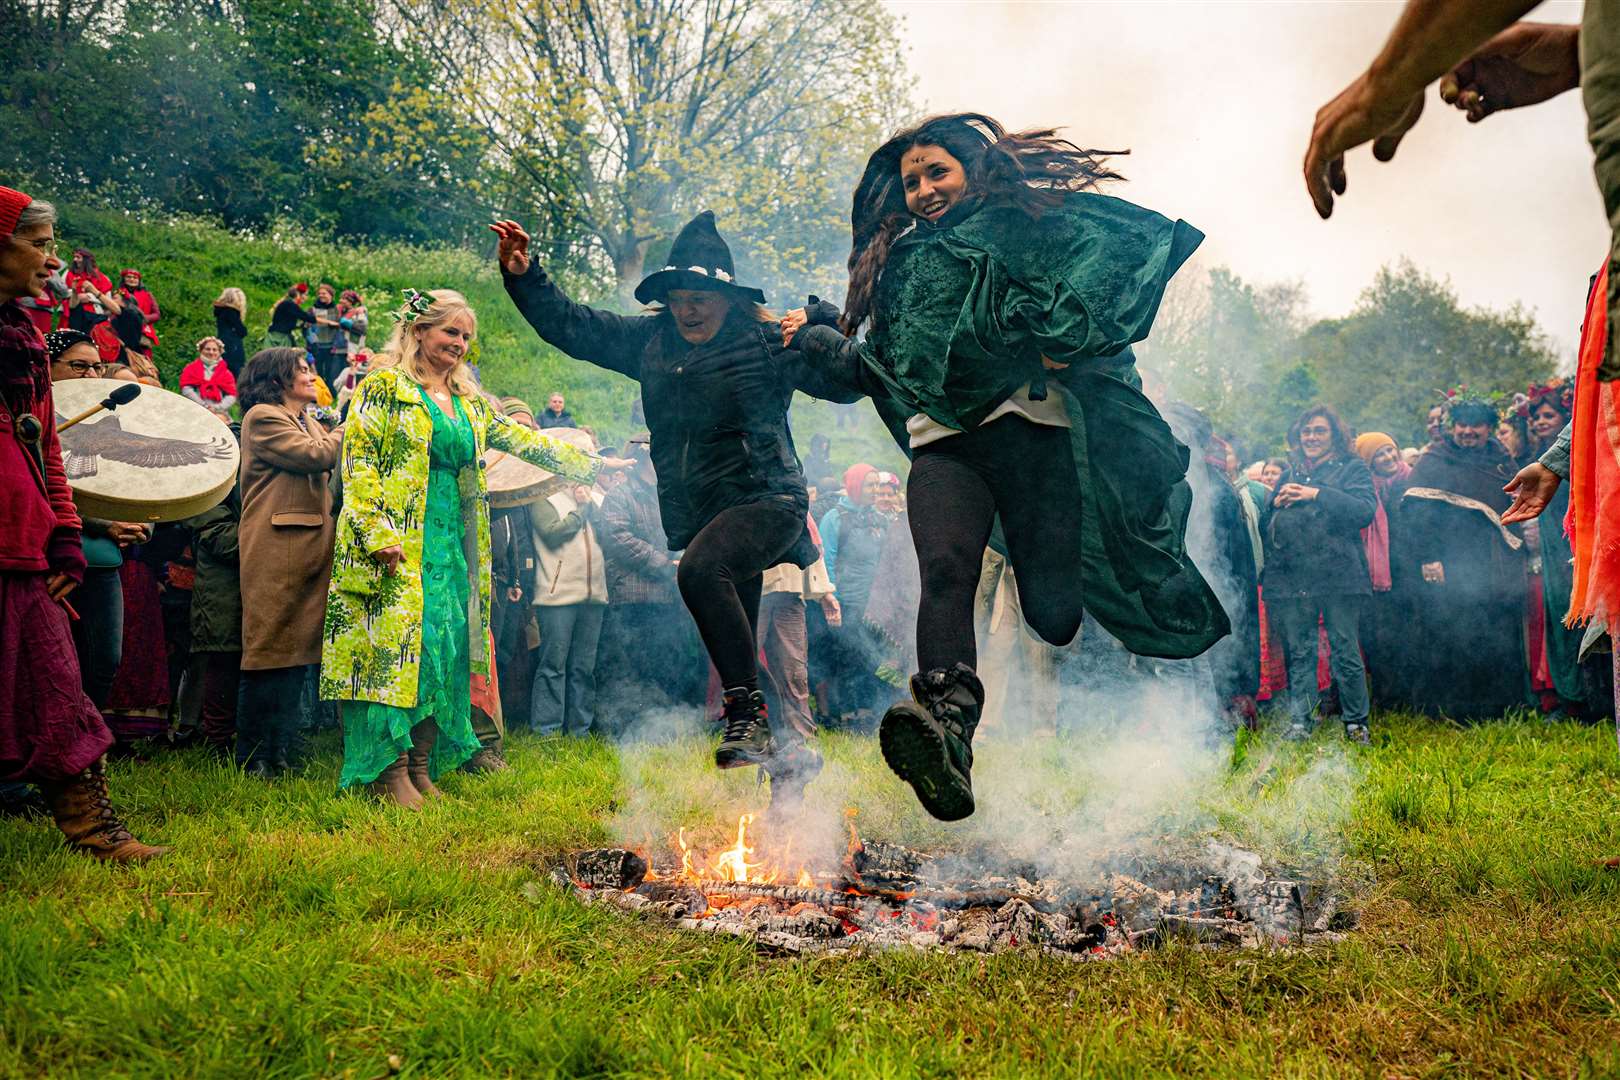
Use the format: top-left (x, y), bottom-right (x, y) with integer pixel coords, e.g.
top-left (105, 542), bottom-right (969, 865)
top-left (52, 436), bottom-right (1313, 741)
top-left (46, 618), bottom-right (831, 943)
top-left (2, 714), bottom-right (1618, 1078)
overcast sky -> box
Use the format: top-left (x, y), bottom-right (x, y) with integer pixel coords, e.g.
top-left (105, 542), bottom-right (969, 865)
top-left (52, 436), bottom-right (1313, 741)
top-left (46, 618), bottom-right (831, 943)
top-left (886, 0), bottom-right (1597, 360)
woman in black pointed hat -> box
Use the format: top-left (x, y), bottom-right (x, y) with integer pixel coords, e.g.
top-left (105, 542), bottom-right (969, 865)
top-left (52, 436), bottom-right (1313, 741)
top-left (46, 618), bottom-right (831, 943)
top-left (492, 212), bottom-right (856, 804)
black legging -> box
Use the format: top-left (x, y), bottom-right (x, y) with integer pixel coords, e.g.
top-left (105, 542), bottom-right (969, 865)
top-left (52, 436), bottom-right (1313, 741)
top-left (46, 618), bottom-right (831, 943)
top-left (909, 416), bottom-right (1086, 672)
top-left (676, 498), bottom-right (805, 690)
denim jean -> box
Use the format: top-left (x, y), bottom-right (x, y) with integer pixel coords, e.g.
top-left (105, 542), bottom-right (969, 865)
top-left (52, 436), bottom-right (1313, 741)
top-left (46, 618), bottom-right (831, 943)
top-left (758, 592), bottom-right (814, 743)
top-left (1270, 594), bottom-right (1370, 727)
top-left (236, 664), bottom-right (311, 768)
top-left (69, 566), bottom-right (123, 709)
top-left (530, 604), bottom-right (605, 735)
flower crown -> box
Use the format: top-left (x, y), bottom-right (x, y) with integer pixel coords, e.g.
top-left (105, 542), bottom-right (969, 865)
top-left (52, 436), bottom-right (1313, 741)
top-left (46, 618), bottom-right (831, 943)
top-left (1516, 377), bottom-right (1574, 417)
top-left (1438, 383), bottom-right (1506, 415)
top-left (391, 289), bottom-right (435, 325)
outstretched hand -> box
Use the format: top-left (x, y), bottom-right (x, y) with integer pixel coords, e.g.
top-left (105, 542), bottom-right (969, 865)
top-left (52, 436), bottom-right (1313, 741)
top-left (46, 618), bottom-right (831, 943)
top-left (1439, 22), bottom-right (1581, 123)
top-left (489, 219), bottom-right (532, 276)
top-left (1304, 73), bottom-right (1425, 219)
top-left (780, 308), bottom-right (807, 348)
top-left (1501, 461), bottom-right (1562, 524)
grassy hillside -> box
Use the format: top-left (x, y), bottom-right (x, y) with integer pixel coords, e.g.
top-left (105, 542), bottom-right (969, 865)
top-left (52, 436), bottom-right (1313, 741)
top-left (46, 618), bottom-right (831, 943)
top-left (53, 205), bottom-right (906, 470)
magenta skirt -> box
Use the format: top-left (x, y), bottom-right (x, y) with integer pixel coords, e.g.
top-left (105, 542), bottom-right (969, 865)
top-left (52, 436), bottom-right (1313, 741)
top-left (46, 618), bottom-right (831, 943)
top-left (0, 572), bottom-right (114, 782)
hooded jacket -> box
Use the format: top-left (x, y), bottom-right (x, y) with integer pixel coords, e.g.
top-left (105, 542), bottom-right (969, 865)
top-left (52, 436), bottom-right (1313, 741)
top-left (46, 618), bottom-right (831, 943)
top-left (1261, 452), bottom-right (1377, 599)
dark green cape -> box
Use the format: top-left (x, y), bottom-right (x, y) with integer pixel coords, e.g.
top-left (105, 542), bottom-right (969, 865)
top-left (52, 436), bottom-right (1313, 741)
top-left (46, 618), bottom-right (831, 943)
top-left (859, 193), bottom-right (1228, 660)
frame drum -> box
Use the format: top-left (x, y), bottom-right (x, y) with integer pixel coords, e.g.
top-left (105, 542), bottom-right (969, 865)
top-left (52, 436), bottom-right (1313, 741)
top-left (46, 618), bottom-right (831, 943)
top-left (52, 379), bottom-right (240, 523)
top-left (484, 425), bottom-right (597, 508)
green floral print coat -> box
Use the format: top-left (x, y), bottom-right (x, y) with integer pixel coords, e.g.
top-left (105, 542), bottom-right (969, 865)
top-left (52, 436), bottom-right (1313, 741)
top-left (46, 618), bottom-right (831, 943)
top-left (320, 366), bottom-right (598, 706)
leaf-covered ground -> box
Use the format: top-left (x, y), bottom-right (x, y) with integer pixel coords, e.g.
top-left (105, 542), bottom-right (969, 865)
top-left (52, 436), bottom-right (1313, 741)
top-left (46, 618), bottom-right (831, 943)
top-left (1, 715), bottom-right (1617, 1079)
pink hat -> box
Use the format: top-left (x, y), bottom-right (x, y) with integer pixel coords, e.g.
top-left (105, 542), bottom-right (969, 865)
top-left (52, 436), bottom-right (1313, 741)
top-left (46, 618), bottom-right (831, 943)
top-left (0, 186), bottom-right (31, 240)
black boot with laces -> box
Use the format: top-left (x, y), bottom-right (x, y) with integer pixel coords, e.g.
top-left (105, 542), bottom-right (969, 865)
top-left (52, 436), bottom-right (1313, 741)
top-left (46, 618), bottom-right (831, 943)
top-left (715, 687), bottom-right (774, 769)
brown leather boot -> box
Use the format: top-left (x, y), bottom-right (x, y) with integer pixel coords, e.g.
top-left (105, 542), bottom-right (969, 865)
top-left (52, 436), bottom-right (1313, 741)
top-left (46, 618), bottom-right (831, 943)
top-left (40, 759), bottom-right (170, 862)
top-left (368, 754), bottom-right (424, 809)
top-left (406, 720), bottom-right (445, 799)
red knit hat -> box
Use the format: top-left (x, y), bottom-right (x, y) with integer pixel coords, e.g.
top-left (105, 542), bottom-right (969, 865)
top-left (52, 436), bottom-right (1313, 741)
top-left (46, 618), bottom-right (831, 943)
top-left (0, 185), bottom-right (31, 240)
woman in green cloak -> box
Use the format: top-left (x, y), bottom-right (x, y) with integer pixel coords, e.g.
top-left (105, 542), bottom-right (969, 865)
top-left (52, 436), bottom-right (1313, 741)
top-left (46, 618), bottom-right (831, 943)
top-left (786, 113), bottom-right (1229, 821)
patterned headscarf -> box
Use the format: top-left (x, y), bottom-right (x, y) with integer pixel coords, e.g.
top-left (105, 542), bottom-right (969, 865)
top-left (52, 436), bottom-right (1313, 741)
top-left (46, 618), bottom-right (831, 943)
top-left (45, 329), bottom-right (93, 361)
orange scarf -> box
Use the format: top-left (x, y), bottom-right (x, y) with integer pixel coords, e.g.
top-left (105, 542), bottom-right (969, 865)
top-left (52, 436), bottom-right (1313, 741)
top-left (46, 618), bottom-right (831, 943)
top-left (1564, 263), bottom-right (1620, 631)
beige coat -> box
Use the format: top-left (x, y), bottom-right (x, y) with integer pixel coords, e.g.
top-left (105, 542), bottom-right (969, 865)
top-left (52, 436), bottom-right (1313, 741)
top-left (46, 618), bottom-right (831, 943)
top-left (238, 402), bottom-right (343, 669)
top-left (528, 488), bottom-right (608, 607)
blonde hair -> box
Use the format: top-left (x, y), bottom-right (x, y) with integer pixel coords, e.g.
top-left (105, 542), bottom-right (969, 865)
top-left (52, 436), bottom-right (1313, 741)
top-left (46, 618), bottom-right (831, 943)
top-left (214, 287), bottom-right (247, 317)
top-left (374, 288), bottom-right (480, 397)
top-left (195, 336), bottom-right (224, 354)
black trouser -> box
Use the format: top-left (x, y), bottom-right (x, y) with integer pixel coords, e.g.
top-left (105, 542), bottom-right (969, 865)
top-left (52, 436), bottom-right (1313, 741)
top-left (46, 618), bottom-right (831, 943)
top-left (909, 416), bottom-right (1086, 673)
top-left (675, 499), bottom-right (805, 690)
top-left (69, 566), bottom-right (123, 709)
top-left (236, 664), bottom-right (310, 769)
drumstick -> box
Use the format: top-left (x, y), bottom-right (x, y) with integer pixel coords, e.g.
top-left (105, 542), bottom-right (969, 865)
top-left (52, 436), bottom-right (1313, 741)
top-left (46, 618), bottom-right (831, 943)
top-left (58, 383), bottom-right (142, 434)
top-left (58, 597), bottom-right (79, 621)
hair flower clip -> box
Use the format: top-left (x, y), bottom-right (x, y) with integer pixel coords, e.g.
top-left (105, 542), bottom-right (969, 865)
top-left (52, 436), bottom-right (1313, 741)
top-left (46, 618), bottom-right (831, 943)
top-left (391, 289), bottom-right (434, 325)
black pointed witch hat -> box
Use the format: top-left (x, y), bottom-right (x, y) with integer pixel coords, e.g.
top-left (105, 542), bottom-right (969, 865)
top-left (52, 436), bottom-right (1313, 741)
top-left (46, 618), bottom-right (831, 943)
top-left (633, 211), bottom-right (767, 306)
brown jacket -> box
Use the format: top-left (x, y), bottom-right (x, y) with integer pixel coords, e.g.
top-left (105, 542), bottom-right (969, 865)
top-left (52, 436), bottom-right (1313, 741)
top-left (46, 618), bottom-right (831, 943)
top-left (238, 402), bottom-right (342, 669)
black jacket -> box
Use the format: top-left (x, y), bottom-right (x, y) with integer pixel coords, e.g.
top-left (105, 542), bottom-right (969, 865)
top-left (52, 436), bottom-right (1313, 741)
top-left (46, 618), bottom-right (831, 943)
top-left (213, 305), bottom-right (249, 375)
top-left (504, 263), bottom-right (859, 554)
top-left (1261, 453), bottom-right (1377, 599)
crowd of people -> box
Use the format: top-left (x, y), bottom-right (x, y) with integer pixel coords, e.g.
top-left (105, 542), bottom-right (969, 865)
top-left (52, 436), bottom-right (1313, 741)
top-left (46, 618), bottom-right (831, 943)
top-left (6, 13), bottom-right (1619, 861)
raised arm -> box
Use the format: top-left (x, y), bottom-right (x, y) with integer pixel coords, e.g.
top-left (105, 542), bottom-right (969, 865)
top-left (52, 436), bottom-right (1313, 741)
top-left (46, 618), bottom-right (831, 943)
top-left (492, 219), bottom-right (656, 379)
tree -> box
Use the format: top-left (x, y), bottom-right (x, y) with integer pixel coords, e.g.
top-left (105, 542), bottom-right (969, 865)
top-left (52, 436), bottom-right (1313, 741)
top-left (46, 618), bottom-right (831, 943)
top-left (390, 0), bottom-right (912, 300)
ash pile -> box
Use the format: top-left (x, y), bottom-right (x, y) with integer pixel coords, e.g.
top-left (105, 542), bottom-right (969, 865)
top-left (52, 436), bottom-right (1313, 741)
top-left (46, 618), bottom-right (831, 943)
top-left (549, 832), bottom-right (1358, 959)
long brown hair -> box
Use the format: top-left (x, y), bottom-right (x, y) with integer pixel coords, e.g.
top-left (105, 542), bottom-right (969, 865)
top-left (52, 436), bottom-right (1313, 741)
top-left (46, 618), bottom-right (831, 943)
top-left (841, 113), bottom-right (1125, 334)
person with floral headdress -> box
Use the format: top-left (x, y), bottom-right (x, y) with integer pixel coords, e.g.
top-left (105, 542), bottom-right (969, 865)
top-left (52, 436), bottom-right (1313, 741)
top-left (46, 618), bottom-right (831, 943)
top-left (1394, 388), bottom-right (1530, 719)
top-left (179, 337), bottom-right (238, 417)
top-left (781, 112), bottom-right (1227, 818)
top-left (320, 288), bottom-right (614, 807)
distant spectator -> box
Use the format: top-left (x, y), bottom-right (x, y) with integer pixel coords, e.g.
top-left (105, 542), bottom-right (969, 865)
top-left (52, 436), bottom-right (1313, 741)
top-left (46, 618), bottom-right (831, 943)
top-left (264, 283), bottom-right (314, 349)
top-left (308, 283), bottom-right (344, 385)
top-left (64, 248), bottom-right (112, 332)
top-left (18, 264), bottom-right (67, 336)
top-left (331, 351), bottom-right (376, 414)
top-left (213, 288), bottom-right (250, 376)
top-left (1423, 403), bottom-right (1446, 453)
top-left (1260, 457), bottom-right (1286, 489)
top-left (819, 464), bottom-right (891, 723)
top-left (1262, 405), bottom-right (1377, 744)
top-left (528, 457), bottom-right (609, 737)
top-left (178, 446), bottom-right (242, 759)
top-left (115, 268), bottom-right (160, 352)
top-left (338, 289), bottom-right (368, 359)
top-left (1354, 431), bottom-right (1412, 707)
top-left (540, 391), bottom-right (576, 428)
top-left (801, 433), bottom-right (837, 492)
top-left (179, 337), bottom-right (238, 416)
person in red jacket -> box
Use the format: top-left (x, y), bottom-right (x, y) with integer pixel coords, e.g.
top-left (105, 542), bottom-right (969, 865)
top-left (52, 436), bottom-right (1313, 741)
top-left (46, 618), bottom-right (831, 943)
top-left (0, 185), bottom-right (167, 862)
top-left (116, 268), bottom-right (160, 351)
top-left (179, 336), bottom-right (238, 416)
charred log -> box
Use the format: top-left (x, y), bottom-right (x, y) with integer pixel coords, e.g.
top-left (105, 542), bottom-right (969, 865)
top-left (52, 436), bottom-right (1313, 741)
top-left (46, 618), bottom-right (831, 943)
top-left (566, 848), bottom-right (649, 890)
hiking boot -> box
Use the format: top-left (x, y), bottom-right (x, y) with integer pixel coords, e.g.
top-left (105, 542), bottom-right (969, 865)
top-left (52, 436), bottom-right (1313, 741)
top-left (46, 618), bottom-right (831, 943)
top-left (715, 688), bottom-right (774, 769)
top-left (369, 754), bottom-right (424, 809)
top-left (39, 759), bottom-right (169, 863)
top-left (1343, 722), bottom-right (1371, 746)
top-left (879, 664), bottom-right (984, 822)
top-left (406, 720), bottom-right (446, 799)
top-left (461, 746), bottom-right (509, 775)
top-left (1283, 722), bottom-right (1313, 742)
top-left (764, 740), bottom-right (824, 812)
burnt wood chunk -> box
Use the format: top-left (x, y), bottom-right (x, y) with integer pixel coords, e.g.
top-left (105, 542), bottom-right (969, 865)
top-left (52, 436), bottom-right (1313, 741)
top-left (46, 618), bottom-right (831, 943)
top-left (567, 848), bottom-right (649, 890)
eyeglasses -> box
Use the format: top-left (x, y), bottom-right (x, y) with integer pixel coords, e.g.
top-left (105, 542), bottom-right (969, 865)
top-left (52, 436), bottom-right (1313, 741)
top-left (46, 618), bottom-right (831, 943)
top-left (61, 361), bottom-right (104, 375)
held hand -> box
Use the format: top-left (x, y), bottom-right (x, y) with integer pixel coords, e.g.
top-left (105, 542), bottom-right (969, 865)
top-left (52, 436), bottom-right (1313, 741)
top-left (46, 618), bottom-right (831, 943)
top-left (1421, 561), bottom-right (1446, 585)
top-left (506, 585), bottom-right (523, 603)
top-left (572, 484), bottom-right (592, 504)
top-left (781, 308), bottom-right (808, 348)
top-left (1500, 461), bottom-right (1562, 524)
top-left (372, 544), bottom-right (404, 575)
top-left (1304, 72), bottom-right (1425, 219)
top-left (489, 220), bottom-right (532, 275)
top-left (45, 573), bottom-right (78, 602)
top-left (109, 521), bottom-right (150, 546)
top-left (1273, 483), bottom-right (1318, 508)
top-left (1440, 22), bottom-right (1582, 122)
top-left (821, 595), bottom-right (842, 628)
top-left (598, 456), bottom-right (635, 471)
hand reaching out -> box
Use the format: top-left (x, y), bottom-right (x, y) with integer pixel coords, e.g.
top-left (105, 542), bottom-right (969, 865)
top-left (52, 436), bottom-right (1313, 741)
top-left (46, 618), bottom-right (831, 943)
top-left (780, 308), bottom-right (807, 348)
top-left (1304, 72), bottom-right (1426, 219)
top-left (1500, 461), bottom-right (1562, 524)
top-left (489, 220), bottom-right (532, 276)
top-left (1440, 22), bottom-right (1581, 123)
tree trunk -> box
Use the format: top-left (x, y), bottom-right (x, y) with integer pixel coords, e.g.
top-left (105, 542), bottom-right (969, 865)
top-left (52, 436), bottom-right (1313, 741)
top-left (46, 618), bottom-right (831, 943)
top-left (611, 241), bottom-right (648, 306)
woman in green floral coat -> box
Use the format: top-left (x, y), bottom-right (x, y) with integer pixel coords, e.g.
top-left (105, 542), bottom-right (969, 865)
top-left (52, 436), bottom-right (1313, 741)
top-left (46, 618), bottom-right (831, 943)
top-left (321, 289), bottom-right (605, 807)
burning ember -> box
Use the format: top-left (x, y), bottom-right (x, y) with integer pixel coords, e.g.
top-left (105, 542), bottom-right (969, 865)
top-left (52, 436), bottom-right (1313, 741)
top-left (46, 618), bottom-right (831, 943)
top-left (552, 815), bottom-right (1358, 958)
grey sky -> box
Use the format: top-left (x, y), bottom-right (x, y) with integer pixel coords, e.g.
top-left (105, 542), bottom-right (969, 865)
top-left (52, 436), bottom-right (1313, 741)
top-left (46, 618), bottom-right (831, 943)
top-left (888, 0), bottom-right (1597, 359)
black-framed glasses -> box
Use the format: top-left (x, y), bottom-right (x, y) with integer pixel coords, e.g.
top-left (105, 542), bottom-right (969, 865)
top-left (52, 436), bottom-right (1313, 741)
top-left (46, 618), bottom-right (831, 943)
top-left (62, 360), bottom-right (104, 375)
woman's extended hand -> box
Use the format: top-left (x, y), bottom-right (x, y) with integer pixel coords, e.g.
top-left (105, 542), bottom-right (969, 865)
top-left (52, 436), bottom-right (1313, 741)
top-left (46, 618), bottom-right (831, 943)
top-left (781, 308), bottom-right (808, 348)
top-left (489, 220), bottom-right (532, 276)
top-left (372, 545), bottom-right (404, 575)
top-left (598, 456), bottom-right (635, 471)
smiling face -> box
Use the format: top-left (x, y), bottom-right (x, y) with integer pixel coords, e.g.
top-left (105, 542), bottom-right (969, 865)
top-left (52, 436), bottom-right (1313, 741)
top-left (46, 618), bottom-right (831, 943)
top-left (1297, 415), bottom-right (1334, 462)
top-left (0, 222), bottom-right (62, 304)
top-left (901, 143), bottom-right (969, 223)
top-left (285, 358), bottom-right (318, 406)
top-left (1529, 401), bottom-right (1565, 441)
top-left (1426, 405), bottom-right (1446, 441)
top-left (121, 271), bottom-right (140, 291)
top-left (316, 285), bottom-right (334, 305)
top-left (1260, 462), bottom-right (1283, 488)
top-left (415, 312), bottom-right (474, 376)
top-left (1370, 444), bottom-right (1401, 478)
top-left (50, 341), bottom-right (103, 381)
top-left (1496, 421), bottom-right (1522, 458)
top-left (199, 339), bottom-right (223, 362)
top-left (666, 288), bottom-right (731, 345)
top-left (1451, 421), bottom-right (1492, 449)
top-left (548, 393), bottom-right (565, 414)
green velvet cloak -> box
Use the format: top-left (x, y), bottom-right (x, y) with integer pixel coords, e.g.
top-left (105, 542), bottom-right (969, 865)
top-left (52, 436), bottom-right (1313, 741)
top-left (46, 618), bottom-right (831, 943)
top-left (858, 192), bottom-right (1229, 660)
